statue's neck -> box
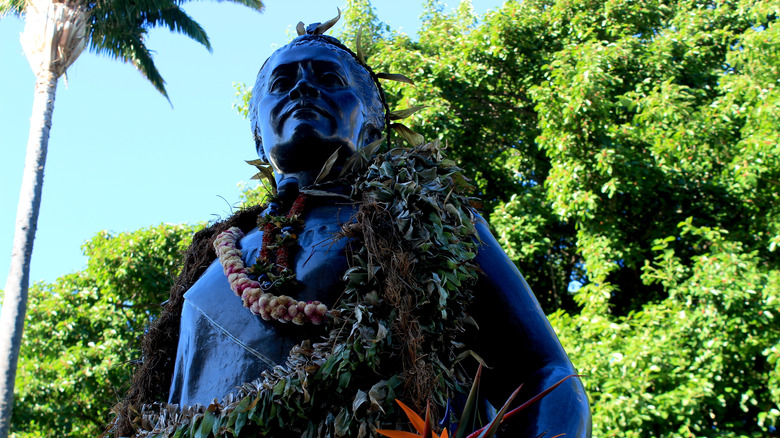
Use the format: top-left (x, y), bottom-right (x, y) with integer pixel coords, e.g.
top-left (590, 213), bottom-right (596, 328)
top-left (277, 171), bottom-right (317, 191)
top-left (273, 175), bottom-right (353, 213)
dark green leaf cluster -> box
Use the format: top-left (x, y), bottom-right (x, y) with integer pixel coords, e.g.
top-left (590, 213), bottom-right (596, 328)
top-left (8, 224), bottom-right (199, 437)
top-left (352, 142), bottom-right (478, 326)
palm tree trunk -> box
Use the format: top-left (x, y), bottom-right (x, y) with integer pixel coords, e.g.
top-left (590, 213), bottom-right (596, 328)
top-left (0, 69), bottom-right (58, 438)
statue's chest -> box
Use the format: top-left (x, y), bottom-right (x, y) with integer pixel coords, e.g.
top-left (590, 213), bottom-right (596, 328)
top-left (240, 201), bottom-right (359, 305)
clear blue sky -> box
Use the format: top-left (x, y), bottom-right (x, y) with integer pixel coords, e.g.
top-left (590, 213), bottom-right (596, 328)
top-left (0, 0), bottom-right (502, 289)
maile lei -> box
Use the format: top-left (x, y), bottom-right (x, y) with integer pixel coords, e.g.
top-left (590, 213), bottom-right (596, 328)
top-left (136, 141), bottom-right (480, 437)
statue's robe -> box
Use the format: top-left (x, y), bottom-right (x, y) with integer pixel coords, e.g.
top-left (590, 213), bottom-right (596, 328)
top-left (168, 197), bottom-right (591, 437)
top-left (169, 200), bottom-right (354, 404)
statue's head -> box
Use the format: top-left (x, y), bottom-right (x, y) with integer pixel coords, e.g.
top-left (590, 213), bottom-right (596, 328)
top-left (249, 32), bottom-right (386, 188)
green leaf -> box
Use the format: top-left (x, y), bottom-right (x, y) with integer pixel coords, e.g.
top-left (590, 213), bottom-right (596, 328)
top-left (475, 384), bottom-right (522, 438)
top-left (189, 415), bottom-right (200, 438)
top-left (455, 364), bottom-right (482, 438)
top-left (273, 379), bottom-right (286, 396)
top-left (234, 411), bottom-right (248, 436)
top-left (198, 410), bottom-right (215, 438)
top-left (363, 135), bottom-right (385, 157)
top-left (355, 26), bottom-right (366, 64)
top-left (389, 106), bottom-right (426, 121)
top-left (391, 123), bottom-right (424, 146)
top-left (314, 147), bottom-right (342, 184)
top-left (247, 159), bottom-right (277, 193)
top-left (353, 389), bottom-right (369, 413)
top-left (172, 424), bottom-right (186, 438)
top-left (234, 396), bottom-right (251, 413)
top-left (377, 73), bottom-right (415, 85)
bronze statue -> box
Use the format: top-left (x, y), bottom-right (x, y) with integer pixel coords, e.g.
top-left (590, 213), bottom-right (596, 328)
top-left (117, 22), bottom-right (591, 438)
top-left (167, 32), bottom-right (385, 406)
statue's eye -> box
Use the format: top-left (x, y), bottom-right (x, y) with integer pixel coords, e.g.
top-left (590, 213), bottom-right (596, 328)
top-left (270, 76), bottom-right (293, 92)
top-left (318, 72), bottom-right (346, 87)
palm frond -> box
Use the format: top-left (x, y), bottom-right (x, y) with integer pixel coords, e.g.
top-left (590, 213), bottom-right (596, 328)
top-left (0, 0), bottom-right (25, 16)
top-left (201, 0), bottom-right (263, 14)
top-left (84, 0), bottom-right (262, 98)
top-left (123, 33), bottom-right (168, 98)
top-left (89, 25), bottom-right (168, 98)
top-left (88, 0), bottom-right (203, 98)
top-left (143, 6), bottom-right (211, 52)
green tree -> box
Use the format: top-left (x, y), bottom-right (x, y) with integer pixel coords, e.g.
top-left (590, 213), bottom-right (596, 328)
top-left (338, 0), bottom-right (388, 59)
top-left (5, 223), bottom-right (198, 437)
top-left (552, 220), bottom-right (780, 437)
top-left (351, 0), bottom-right (779, 435)
top-left (0, 0), bottom-right (264, 434)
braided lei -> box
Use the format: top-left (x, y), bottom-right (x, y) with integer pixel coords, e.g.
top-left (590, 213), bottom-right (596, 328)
top-left (212, 193), bottom-right (328, 325)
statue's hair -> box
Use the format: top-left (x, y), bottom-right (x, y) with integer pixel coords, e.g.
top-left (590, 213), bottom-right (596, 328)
top-left (249, 34), bottom-right (388, 159)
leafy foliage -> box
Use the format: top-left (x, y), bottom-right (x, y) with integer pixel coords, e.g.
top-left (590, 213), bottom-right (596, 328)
top-left (237, 179), bottom-right (274, 208)
top-left (551, 221), bottom-right (780, 436)
top-left (8, 224), bottom-right (198, 437)
top-left (343, 0), bottom-right (780, 436)
top-left (338, 0), bottom-right (389, 60)
top-left (0, 0), bottom-right (25, 16)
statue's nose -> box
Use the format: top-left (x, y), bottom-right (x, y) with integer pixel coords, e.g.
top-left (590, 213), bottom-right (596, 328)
top-left (289, 79), bottom-right (320, 100)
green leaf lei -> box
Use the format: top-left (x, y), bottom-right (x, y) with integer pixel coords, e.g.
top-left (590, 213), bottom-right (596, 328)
top-left (135, 141), bottom-right (480, 437)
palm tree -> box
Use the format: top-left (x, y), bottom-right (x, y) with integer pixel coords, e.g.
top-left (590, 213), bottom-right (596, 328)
top-left (0, 0), bottom-right (263, 434)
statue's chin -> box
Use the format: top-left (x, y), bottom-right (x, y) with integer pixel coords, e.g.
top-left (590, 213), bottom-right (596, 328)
top-left (269, 136), bottom-right (346, 180)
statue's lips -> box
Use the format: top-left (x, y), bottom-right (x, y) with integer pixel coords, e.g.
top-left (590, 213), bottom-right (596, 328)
top-left (282, 102), bottom-right (331, 122)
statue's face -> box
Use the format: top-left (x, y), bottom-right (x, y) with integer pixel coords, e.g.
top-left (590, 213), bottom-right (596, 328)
top-left (255, 45), bottom-right (377, 185)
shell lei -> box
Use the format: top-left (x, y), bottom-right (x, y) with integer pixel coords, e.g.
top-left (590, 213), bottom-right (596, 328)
top-left (213, 227), bottom-right (328, 325)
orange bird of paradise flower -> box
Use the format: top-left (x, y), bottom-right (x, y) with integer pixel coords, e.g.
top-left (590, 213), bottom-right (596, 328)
top-left (377, 399), bottom-right (449, 438)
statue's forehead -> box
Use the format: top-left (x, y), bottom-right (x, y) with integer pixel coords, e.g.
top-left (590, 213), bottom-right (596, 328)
top-left (265, 45), bottom-right (352, 78)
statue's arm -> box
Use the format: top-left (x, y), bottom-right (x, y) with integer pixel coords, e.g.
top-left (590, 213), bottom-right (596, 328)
top-left (470, 216), bottom-right (592, 438)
